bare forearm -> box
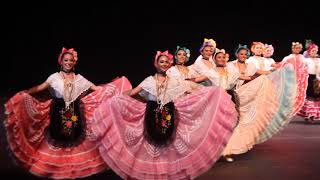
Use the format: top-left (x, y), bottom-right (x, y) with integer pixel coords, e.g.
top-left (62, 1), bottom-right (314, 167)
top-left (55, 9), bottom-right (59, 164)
top-left (194, 76), bottom-right (209, 83)
top-left (256, 70), bottom-right (271, 75)
top-left (239, 76), bottom-right (251, 81)
top-left (90, 84), bottom-right (101, 91)
top-left (124, 86), bottom-right (142, 96)
top-left (26, 82), bottom-right (49, 94)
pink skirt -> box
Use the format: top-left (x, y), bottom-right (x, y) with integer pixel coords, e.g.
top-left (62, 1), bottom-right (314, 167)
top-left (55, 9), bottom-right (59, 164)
top-left (298, 99), bottom-right (320, 120)
top-left (281, 56), bottom-right (309, 116)
top-left (92, 87), bottom-right (238, 180)
top-left (4, 76), bottom-right (132, 179)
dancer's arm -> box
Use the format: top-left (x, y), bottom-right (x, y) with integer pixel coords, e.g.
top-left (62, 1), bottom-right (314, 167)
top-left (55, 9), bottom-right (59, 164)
top-left (124, 86), bottom-right (143, 96)
top-left (90, 84), bottom-right (101, 91)
top-left (26, 82), bottom-right (50, 94)
top-left (186, 75), bottom-right (209, 83)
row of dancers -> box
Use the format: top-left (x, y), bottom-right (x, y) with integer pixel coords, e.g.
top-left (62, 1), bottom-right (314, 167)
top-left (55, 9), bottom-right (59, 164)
top-left (3, 38), bottom-right (319, 179)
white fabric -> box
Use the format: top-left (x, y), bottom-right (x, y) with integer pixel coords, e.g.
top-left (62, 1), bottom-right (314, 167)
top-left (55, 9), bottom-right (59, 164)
top-left (228, 60), bottom-right (257, 89)
top-left (265, 58), bottom-right (276, 69)
top-left (166, 65), bottom-right (203, 90)
top-left (193, 59), bottom-right (239, 90)
top-left (247, 56), bottom-right (274, 71)
top-left (138, 76), bottom-right (189, 106)
top-left (46, 72), bottom-right (93, 106)
top-left (195, 55), bottom-right (214, 63)
top-left (166, 65), bottom-right (200, 80)
top-left (304, 58), bottom-right (320, 80)
top-left (282, 54), bottom-right (306, 63)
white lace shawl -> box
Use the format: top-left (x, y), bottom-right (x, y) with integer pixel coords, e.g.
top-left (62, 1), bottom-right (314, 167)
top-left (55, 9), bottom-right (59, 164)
top-left (166, 65), bottom-right (203, 90)
top-left (46, 72), bottom-right (93, 107)
top-left (192, 59), bottom-right (239, 90)
top-left (138, 76), bottom-right (189, 105)
top-left (228, 60), bottom-right (257, 89)
top-left (247, 56), bottom-right (275, 71)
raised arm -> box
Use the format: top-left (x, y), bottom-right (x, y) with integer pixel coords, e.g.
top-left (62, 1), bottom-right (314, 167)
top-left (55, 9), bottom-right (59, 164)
top-left (26, 82), bottom-right (50, 94)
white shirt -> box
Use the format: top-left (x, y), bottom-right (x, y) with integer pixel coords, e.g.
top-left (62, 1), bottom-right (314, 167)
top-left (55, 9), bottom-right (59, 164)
top-left (304, 58), bottom-right (320, 80)
top-left (247, 56), bottom-right (274, 71)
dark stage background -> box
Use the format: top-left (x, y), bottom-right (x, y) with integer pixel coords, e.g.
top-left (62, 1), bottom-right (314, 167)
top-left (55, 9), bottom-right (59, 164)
top-left (3, 2), bottom-right (320, 94)
top-left (1, 1), bottom-right (320, 179)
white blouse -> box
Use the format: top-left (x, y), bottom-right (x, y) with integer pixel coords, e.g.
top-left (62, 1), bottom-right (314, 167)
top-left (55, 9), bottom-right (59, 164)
top-left (228, 60), bottom-right (257, 89)
top-left (166, 65), bottom-right (202, 90)
top-left (193, 59), bottom-right (239, 90)
top-left (247, 56), bottom-right (274, 71)
top-left (138, 76), bottom-right (189, 106)
top-left (46, 72), bottom-right (93, 106)
top-left (304, 58), bottom-right (320, 80)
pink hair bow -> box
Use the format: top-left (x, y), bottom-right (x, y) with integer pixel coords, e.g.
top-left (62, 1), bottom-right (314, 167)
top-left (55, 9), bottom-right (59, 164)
top-left (154, 50), bottom-right (174, 67)
top-left (58, 47), bottom-right (78, 65)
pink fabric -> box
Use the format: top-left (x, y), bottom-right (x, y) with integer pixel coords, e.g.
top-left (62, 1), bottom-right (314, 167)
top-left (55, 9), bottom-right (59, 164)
top-left (298, 99), bottom-right (320, 120)
top-left (4, 76), bottom-right (132, 179)
top-left (280, 56), bottom-right (309, 116)
top-left (92, 87), bottom-right (238, 180)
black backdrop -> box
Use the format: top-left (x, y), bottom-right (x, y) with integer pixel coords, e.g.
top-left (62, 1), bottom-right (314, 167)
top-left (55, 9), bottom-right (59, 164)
top-left (3, 1), bottom-right (320, 94)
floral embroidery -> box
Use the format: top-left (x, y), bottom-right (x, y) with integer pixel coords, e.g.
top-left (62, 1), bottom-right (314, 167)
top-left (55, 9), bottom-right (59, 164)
top-left (155, 106), bottom-right (172, 134)
top-left (60, 107), bottom-right (78, 136)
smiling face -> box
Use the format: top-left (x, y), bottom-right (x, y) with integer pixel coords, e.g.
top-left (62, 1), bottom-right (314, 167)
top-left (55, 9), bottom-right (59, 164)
top-left (176, 50), bottom-right (187, 65)
top-left (292, 45), bottom-right (302, 54)
top-left (61, 53), bottom-right (76, 72)
top-left (253, 44), bottom-right (263, 56)
top-left (201, 46), bottom-right (214, 60)
top-left (309, 47), bottom-right (318, 58)
top-left (237, 49), bottom-right (248, 62)
top-left (214, 52), bottom-right (227, 66)
top-left (156, 55), bottom-right (171, 73)
top-left (263, 48), bottom-right (273, 58)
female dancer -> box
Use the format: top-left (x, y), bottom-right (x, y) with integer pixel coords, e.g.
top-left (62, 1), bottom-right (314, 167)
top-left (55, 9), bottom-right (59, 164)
top-left (91, 50), bottom-right (238, 179)
top-left (4, 47), bottom-right (131, 179)
top-left (298, 43), bottom-right (320, 123)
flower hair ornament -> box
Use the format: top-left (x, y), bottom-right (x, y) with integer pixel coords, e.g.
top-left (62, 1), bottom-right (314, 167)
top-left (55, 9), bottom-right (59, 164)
top-left (154, 50), bottom-right (174, 68)
top-left (307, 43), bottom-right (319, 55)
top-left (58, 47), bottom-right (78, 65)
top-left (213, 48), bottom-right (226, 58)
top-left (250, 42), bottom-right (264, 54)
top-left (263, 44), bottom-right (274, 56)
top-left (291, 42), bottom-right (303, 49)
top-left (199, 38), bottom-right (217, 52)
top-left (174, 46), bottom-right (191, 63)
top-left (235, 44), bottom-right (251, 57)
